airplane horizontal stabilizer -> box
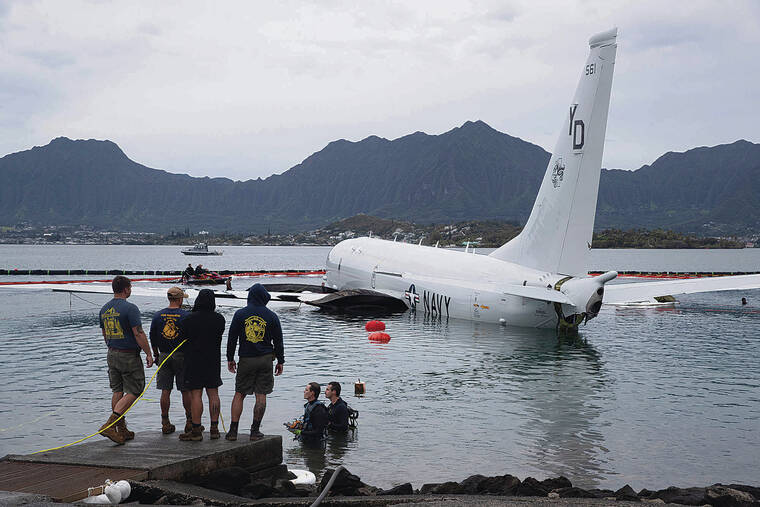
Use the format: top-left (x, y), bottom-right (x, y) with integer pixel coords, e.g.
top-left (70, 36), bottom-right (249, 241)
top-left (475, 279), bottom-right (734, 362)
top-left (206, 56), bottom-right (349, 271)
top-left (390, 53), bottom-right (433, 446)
top-left (603, 274), bottom-right (760, 305)
top-left (500, 284), bottom-right (574, 304)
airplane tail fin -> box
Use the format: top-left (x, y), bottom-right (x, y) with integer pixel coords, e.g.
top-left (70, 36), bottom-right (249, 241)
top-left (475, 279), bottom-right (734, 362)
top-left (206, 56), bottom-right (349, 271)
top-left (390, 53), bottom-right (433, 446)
top-left (490, 28), bottom-right (618, 276)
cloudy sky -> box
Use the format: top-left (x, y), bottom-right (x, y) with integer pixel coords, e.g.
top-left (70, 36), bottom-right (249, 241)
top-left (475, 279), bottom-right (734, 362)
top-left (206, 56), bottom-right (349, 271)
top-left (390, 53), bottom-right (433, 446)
top-left (2, 0), bottom-right (758, 180)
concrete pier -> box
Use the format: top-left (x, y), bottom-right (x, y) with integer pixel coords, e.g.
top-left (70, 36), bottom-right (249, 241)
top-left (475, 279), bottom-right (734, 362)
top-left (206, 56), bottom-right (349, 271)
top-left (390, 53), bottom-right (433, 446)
top-left (0, 432), bottom-right (282, 502)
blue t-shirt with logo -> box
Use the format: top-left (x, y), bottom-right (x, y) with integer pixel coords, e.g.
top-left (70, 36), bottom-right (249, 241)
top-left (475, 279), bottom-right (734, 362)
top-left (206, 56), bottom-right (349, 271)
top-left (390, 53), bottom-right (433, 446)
top-left (99, 298), bottom-right (142, 350)
top-left (149, 307), bottom-right (189, 353)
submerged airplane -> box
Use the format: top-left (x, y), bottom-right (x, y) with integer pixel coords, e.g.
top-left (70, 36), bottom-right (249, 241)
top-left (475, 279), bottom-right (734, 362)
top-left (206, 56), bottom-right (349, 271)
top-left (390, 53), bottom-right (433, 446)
top-left (319, 27), bottom-right (760, 329)
top-left (13, 28), bottom-right (760, 330)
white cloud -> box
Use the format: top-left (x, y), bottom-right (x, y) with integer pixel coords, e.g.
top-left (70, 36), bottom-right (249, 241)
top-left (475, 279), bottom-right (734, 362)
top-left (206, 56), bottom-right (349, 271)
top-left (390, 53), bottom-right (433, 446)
top-left (1, 0), bottom-right (758, 180)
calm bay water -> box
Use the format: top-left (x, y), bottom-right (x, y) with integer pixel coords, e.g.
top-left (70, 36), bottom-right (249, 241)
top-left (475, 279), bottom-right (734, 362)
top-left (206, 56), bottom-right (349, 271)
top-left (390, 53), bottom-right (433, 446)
top-left (0, 245), bottom-right (759, 490)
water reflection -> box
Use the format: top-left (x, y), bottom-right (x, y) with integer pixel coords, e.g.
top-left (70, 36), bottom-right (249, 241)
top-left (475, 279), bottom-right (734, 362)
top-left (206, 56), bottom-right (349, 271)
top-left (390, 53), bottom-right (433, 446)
top-left (1, 279), bottom-right (759, 491)
top-left (286, 431), bottom-right (357, 474)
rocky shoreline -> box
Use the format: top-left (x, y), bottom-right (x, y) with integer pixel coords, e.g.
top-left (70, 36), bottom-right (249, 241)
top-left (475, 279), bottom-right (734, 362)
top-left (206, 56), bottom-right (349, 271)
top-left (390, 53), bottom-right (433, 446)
top-left (120, 466), bottom-right (759, 506)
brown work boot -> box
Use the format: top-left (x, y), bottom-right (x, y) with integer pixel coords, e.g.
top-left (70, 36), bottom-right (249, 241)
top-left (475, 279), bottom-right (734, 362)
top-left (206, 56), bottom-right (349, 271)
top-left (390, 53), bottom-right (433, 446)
top-left (249, 430), bottom-right (264, 441)
top-left (162, 418), bottom-right (176, 435)
top-left (179, 425), bottom-right (203, 441)
top-left (183, 418), bottom-right (192, 434)
top-left (116, 417), bottom-right (135, 440)
top-left (225, 428), bottom-right (237, 441)
top-left (100, 414), bottom-right (125, 445)
top-left (209, 422), bottom-right (220, 440)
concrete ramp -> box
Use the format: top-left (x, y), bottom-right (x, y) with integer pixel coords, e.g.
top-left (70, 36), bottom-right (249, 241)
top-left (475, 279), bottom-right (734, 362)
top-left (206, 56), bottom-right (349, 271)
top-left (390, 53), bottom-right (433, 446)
top-left (1, 432), bottom-right (282, 502)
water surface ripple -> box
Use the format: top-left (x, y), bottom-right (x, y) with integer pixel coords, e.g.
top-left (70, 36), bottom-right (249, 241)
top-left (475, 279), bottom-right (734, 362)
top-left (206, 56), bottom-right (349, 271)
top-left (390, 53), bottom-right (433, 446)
top-left (0, 246), bottom-right (758, 490)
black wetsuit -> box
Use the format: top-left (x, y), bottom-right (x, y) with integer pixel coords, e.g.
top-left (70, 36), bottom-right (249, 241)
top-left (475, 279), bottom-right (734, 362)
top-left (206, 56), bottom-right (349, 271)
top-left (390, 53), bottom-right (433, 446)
top-left (327, 398), bottom-right (350, 432)
top-left (300, 399), bottom-right (328, 440)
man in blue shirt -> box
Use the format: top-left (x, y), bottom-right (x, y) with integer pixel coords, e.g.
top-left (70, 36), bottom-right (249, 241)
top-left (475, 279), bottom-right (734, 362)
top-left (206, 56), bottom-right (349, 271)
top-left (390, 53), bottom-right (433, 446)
top-left (149, 286), bottom-right (191, 435)
top-left (225, 284), bottom-right (284, 441)
top-left (99, 276), bottom-right (154, 444)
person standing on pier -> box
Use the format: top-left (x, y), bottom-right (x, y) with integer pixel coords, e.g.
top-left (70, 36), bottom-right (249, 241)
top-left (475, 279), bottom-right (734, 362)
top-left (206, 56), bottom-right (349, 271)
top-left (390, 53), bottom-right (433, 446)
top-left (149, 286), bottom-right (192, 435)
top-left (225, 283), bottom-right (284, 441)
top-left (98, 275), bottom-right (154, 444)
top-left (177, 289), bottom-right (226, 441)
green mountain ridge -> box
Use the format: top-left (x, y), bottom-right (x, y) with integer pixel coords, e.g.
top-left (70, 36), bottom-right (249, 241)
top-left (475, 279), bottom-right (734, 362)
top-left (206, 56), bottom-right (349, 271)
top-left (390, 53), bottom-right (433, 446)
top-left (1, 124), bottom-right (758, 235)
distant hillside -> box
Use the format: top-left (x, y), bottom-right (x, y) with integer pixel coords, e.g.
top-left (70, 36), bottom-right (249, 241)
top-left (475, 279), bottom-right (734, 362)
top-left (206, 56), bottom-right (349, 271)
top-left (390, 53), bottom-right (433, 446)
top-left (597, 140), bottom-right (760, 235)
top-left (1, 127), bottom-right (759, 235)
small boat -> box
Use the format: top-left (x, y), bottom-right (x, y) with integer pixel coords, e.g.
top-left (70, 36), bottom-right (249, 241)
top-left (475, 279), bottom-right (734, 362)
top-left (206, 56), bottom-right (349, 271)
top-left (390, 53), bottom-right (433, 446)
top-left (181, 243), bottom-right (223, 256)
top-left (166, 274), bottom-right (232, 286)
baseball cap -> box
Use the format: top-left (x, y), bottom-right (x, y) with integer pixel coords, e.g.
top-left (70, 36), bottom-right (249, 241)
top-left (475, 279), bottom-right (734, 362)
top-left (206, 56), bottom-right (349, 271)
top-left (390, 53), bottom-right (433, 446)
top-left (168, 287), bottom-right (190, 299)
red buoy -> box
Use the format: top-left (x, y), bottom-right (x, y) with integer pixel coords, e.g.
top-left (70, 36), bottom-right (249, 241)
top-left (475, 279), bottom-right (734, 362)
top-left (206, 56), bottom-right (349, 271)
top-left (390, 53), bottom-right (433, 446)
top-left (365, 320), bottom-right (386, 332)
top-left (368, 332), bottom-right (391, 343)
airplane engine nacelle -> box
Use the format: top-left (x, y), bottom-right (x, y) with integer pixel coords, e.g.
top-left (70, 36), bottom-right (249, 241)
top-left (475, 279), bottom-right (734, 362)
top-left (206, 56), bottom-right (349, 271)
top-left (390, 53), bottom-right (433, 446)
top-left (558, 270), bottom-right (618, 324)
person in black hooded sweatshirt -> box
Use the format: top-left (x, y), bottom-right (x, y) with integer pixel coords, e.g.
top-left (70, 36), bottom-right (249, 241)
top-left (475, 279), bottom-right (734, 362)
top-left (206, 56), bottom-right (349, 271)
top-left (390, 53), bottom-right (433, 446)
top-left (177, 289), bottom-right (225, 441)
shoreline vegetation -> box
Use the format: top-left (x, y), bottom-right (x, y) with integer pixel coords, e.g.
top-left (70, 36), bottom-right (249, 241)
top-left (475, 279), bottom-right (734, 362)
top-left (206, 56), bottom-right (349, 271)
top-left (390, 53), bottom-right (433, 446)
top-left (0, 214), bottom-right (751, 249)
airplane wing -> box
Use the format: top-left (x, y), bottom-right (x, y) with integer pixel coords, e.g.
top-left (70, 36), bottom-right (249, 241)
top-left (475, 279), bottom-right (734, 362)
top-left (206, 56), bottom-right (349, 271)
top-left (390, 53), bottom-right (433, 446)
top-left (35, 284), bottom-right (320, 308)
top-left (603, 274), bottom-right (760, 305)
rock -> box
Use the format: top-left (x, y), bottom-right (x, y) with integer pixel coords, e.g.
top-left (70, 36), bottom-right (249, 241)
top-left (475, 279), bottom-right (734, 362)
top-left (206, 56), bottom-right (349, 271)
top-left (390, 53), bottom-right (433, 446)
top-left (587, 488), bottom-right (616, 499)
top-left (651, 486), bottom-right (707, 505)
top-left (477, 474), bottom-right (521, 495)
top-left (459, 474), bottom-right (488, 494)
top-left (432, 481), bottom-right (463, 494)
top-left (638, 488), bottom-right (655, 498)
top-left (380, 483), bottom-right (414, 496)
top-left (554, 487), bottom-right (597, 498)
top-left (705, 485), bottom-right (756, 506)
top-left (319, 468), bottom-right (373, 496)
top-left (515, 477), bottom-right (549, 497)
top-left (201, 466), bottom-right (251, 495)
top-left (541, 476), bottom-right (573, 491)
top-left (548, 492), bottom-right (560, 499)
top-left (725, 484), bottom-right (760, 501)
top-left (240, 482), bottom-right (275, 499)
top-left (420, 483), bottom-right (442, 494)
top-left (616, 484), bottom-right (640, 501)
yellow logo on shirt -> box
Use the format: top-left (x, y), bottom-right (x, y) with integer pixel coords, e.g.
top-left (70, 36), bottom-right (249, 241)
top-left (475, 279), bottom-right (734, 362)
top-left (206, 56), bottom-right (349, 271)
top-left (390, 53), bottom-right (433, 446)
top-left (244, 315), bottom-right (266, 343)
top-left (162, 315), bottom-right (180, 340)
top-left (102, 307), bottom-right (124, 340)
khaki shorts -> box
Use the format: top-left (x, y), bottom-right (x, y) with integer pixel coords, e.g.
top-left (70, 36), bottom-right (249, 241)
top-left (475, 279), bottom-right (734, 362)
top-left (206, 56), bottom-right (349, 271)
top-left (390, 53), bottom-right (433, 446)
top-left (107, 349), bottom-right (145, 397)
top-left (156, 351), bottom-right (185, 391)
top-left (235, 355), bottom-right (275, 395)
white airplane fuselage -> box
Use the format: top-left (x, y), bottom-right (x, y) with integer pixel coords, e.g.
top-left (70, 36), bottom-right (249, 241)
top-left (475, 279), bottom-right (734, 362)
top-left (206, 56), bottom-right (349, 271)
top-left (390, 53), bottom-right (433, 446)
top-left (325, 237), bottom-right (605, 328)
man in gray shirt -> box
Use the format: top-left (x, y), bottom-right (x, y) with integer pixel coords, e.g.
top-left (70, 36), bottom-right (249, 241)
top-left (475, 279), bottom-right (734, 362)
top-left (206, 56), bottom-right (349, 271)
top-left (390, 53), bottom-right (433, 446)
top-left (99, 276), bottom-right (154, 444)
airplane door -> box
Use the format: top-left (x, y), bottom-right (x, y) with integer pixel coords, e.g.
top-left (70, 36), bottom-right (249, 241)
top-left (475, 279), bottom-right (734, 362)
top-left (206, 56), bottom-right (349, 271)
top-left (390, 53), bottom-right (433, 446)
top-left (470, 292), bottom-right (481, 319)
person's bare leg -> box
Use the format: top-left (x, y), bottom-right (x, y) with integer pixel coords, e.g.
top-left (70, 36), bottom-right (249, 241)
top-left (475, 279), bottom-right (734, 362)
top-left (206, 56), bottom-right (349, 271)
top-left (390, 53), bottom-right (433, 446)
top-left (191, 389), bottom-right (203, 425)
top-left (207, 388), bottom-right (221, 438)
top-left (160, 390), bottom-right (171, 417)
top-left (111, 391), bottom-right (122, 411)
top-left (250, 393), bottom-right (266, 439)
top-left (207, 388), bottom-right (221, 422)
top-left (231, 392), bottom-right (246, 423)
top-left (226, 392), bottom-right (246, 440)
top-left (114, 393), bottom-right (137, 415)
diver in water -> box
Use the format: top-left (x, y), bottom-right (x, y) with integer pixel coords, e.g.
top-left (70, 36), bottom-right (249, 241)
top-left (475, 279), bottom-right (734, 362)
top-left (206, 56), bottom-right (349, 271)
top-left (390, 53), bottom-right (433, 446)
top-left (325, 381), bottom-right (350, 433)
top-left (297, 382), bottom-right (328, 441)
